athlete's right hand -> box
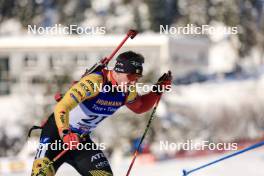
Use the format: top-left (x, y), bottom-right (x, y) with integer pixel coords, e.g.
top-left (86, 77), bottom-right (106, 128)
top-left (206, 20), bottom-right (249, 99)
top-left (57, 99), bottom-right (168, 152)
top-left (153, 71), bottom-right (172, 94)
top-left (61, 130), bottom-right (80, 150)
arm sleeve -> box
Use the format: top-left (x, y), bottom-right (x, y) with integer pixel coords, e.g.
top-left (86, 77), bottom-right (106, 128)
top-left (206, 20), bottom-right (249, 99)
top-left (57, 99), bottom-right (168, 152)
top-left (126, 91), bottom-right (161, 114)
top-left (54, 73), bottom-right (103, 133)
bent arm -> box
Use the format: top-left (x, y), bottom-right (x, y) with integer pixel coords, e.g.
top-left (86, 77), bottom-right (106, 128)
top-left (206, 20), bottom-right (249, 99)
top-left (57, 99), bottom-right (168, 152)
top-left (54, 73), bottom-right (103, 135)
top-left (126, 92), bottom-right (160, 114)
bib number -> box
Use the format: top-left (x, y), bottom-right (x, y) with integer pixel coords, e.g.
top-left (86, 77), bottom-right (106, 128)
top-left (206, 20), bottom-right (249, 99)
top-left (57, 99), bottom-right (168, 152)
top-left (81, 115), bottom-right (107, 127)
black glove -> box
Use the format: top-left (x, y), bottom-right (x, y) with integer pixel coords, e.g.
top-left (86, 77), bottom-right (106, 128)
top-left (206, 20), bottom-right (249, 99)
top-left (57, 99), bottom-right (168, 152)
top-left (152, 71), bottom-right (172, 95)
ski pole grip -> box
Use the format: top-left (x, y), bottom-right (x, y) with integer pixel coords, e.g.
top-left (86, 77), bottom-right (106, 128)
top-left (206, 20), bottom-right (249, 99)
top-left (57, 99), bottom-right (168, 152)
top-left (127, 29), bottom-right (138, 39)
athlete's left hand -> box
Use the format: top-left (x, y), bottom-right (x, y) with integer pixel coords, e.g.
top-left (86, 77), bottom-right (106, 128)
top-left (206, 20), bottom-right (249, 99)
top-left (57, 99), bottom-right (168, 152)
top-left (62, 132), bottom-right (80, 150)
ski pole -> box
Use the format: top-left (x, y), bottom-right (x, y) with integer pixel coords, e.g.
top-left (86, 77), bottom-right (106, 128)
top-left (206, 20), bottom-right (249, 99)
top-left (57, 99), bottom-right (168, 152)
top-left (182, 140), bottom-right (264, 176)
top-left (36, 133), bottom-right (89, 176)
top-left (36, 149), bottom-right (69, 176)
top-left (126, 95), bottom-right (162, 176)
top-left (84, 29), bottom-right (138, 75)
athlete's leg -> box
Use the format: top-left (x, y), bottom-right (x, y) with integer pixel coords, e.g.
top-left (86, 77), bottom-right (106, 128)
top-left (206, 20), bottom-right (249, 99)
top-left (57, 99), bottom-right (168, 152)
top-left (31, 114), bottom-right (66, 176)
top-left (68, 137), bottom-right (113, 176)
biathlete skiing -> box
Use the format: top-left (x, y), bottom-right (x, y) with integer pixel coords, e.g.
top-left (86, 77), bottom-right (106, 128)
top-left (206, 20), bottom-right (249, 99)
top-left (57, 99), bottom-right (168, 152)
top-left (30, 30), bottom-right (172, 176)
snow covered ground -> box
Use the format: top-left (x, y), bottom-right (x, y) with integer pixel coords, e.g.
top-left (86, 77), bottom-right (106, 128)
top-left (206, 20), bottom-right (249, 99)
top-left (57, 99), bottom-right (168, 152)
top-left (60, 147), bottom-right (264, 176)
top-left (2, 147), bottom-right (264, 176)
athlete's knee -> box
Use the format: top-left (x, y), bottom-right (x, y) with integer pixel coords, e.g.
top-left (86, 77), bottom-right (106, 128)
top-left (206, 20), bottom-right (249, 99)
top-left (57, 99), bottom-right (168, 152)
top-left (89, 157), bottom-right (113, 176)
top-left (89, 169), bottom-right (113, 176)
top-left (31, 157), bottom-right (55, 176)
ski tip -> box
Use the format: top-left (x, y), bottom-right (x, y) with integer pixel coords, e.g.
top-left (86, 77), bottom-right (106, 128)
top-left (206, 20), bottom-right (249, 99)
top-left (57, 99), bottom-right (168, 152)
top-left (182, 169), bottom-right (188, 176)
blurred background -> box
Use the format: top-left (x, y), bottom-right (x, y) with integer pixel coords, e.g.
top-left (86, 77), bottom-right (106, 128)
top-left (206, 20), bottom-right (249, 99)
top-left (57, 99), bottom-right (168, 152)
top-left (1, 0), bottom-right (264, 175)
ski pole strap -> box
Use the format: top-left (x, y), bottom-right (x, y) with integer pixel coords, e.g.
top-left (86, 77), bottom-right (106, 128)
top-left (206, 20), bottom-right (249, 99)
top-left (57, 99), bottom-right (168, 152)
top-left (28, 118), bottom-right (48, 137)
top-left (182, 140), bottom-right (264, 176)
top-left (28, 125), bottom-right (43, 137)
